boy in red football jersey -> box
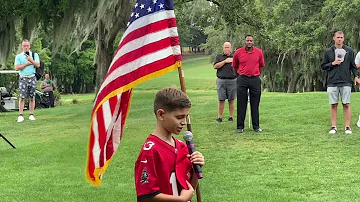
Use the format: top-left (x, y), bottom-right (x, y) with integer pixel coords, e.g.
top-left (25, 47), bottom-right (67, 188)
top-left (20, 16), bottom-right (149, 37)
top-left (135, 87), bottom-right (205, 202)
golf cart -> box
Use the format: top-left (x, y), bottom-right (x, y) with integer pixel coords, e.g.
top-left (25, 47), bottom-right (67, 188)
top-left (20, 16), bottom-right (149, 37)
top-left (0, 70), bottom-right (50, 111)
top-left (33, 90), bottom-right (50, 108)
top-left (0, 70), bottom-right (19, 111)
top-left (0, 86), bottom-right (18, 111)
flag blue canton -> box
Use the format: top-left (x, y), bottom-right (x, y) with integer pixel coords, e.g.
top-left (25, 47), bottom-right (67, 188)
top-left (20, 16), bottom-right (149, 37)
top-left (127, 0), bottom-right (174, 27)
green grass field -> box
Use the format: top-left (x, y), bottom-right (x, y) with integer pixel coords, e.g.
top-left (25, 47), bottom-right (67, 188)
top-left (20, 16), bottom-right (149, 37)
top-left (2, 57), bottom-right (360, 202)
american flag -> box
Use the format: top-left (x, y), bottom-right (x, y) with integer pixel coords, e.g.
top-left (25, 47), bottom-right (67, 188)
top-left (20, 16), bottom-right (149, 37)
top-left (86, 0), bottom-right (182, 186)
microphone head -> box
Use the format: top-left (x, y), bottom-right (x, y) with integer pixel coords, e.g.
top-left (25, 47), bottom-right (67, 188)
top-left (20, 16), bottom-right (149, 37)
top-left (183, 131), bottom-right (193, 141)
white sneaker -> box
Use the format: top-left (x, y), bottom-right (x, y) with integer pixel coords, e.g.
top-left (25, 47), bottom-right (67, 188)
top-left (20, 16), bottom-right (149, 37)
top-left (329, 126), bottom-right (337, 134)
top-left (357, 115), bottom-right (360, 128)
top-left (17, 115), bottom-right (24, 123)
top-left (29, 115), bottom-right (36, 121)
top-left (345, 127), bottom-right (352, 134)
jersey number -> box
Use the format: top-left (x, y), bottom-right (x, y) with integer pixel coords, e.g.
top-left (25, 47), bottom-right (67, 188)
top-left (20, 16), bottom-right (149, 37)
top-left (170, 172), bottom-right (191, 202)
top-left (170, 172), bottom-right (179, 196)
top-left (143, 141), bottom-right (155, 150)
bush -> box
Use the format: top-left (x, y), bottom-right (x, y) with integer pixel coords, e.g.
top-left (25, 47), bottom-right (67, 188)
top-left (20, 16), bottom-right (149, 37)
top-left (72, 98), bottom-right (79, 104)
top-left (53, 90), bottom-right (61, 106)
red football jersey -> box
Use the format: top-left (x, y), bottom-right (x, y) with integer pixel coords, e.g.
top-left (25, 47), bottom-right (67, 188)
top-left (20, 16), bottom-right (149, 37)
top-left (135, 135), bottom-right (193, 201)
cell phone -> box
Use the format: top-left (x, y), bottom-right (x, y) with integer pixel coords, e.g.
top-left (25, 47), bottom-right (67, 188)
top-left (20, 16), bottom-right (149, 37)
top-left (25, 52), bottom-right (30, 56)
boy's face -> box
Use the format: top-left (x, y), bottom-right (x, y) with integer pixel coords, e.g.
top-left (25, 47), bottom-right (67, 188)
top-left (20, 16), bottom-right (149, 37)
top-left (159, 108), bottom-right (190, 135)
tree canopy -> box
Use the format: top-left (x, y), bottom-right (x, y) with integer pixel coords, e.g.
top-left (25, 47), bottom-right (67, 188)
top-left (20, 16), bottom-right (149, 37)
top-left (1, 0), bottom-right (360, 93)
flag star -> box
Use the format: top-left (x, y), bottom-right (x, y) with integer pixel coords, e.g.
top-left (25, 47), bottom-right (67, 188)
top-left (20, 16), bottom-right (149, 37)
top-left (127, 22), bottom-right (130, 27)
top-left (134, 3), bottom-right (138, 8)
top-left (140, 4), bottom-right (145, 9)
top-left (131, 12), bottom-right (134, 17)
top-left (135, 13), bottom-right (140, 18)
top-left (159, 3), bottom-right (164, 9)
top-left (147, 7), bottom-right (152, 12)
top-left (152, 0), bottom-right (157, 3)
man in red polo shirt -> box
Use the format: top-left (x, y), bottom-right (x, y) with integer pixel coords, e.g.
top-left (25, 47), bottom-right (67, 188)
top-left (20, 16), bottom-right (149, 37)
top-left (232, 35), bottom-right (265, 133)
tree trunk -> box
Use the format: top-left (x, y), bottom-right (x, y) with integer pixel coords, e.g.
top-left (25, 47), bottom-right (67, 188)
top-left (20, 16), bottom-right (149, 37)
top-left (306, 79), bottom-right (314, 92)
top-left (22, 18), bottom-right (29, 40)
top-left (93, 0), bottom-right (131, 95)
top-left (287, 71), bottom-right (301, 93)
top-left (94, 21), bottom-right (113, 95)
top-left (283, 76), bottom-right (288, 93)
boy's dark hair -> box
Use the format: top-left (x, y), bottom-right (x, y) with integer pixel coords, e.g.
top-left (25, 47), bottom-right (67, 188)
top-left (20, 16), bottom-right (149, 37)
top-left (245, 34), bottom-right (253, 39)
top-left (154, 87), bottom-right (191, 114)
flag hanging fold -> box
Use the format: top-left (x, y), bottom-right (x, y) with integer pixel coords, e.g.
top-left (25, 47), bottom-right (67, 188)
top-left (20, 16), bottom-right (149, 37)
top-left (86, 0), bottom-right (182, 186)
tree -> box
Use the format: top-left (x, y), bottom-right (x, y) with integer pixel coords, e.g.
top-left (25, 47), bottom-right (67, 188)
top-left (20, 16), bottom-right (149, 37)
top-left (0, 0), bottom-right (131, 94)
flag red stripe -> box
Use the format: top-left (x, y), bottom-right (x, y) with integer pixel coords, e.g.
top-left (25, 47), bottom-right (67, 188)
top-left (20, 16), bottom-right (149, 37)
top-left (96, 107), bottom-right (106, 167)
top-left (95, 56), bottom-right (176, 107)
top-left (108, 96), bottom-right (118, 118)
top-left (106, 132), bottom-right (114, 161)
top-left (87, 130), bottom-right (96, 179)
top-left (115, 18), bottom-right (177, 55)
top-left (107, 37), bottom-right (180, 76)
top-left (120, 91), bottom-right (132, 140)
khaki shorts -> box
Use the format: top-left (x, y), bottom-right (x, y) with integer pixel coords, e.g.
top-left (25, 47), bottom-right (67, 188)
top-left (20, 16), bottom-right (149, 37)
top-left (327, 86), bottom-right (351, 104)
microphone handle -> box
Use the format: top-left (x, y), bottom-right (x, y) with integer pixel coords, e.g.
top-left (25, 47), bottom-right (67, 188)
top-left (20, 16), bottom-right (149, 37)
top-left (186, 140), bottom-right (203, 179)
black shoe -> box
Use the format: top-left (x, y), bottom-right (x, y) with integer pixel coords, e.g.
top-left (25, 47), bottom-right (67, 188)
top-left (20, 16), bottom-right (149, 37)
top-left (254, 128), bottom-right (262, 133)
top-left (228, 117), bottom-right (233, 122)
top-left (216, 118), bottom-right (222, 123)
top-left (237, 128), bottom-right (244, 133)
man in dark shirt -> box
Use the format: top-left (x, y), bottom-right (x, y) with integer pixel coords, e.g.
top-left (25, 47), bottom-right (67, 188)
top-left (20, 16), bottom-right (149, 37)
top-left (213, 42), bottom-right (237, 123)
top-left (321, 31), bottom-right (360, 134)
top-left (232, 35), bottom-right (265, 133)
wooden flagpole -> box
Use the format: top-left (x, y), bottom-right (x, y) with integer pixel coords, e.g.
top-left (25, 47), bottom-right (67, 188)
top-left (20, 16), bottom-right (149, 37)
top-left (177, 64), bottom-right (202, 202)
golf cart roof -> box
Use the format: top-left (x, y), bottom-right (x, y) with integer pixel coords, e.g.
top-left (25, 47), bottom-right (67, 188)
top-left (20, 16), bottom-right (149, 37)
top-left (0, 70), bottom-right (19, 74)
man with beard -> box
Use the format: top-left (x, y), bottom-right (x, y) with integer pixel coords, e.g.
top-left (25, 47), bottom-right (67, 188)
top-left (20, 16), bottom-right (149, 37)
top-left (232, 35), bottom-right (265, 133)
top-left (213, 42), bottom-right (237, 123)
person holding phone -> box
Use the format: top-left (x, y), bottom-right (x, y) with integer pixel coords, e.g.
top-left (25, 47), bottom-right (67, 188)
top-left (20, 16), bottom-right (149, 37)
top-left (14, 39), bottom-right (40, 122)
top-left (321, 31), bottom-right (360, 134)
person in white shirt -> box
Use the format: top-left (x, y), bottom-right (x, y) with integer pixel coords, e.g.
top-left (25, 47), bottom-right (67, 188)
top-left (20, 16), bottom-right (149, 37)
top-left (355, 50), bottom-right (360, 127)
top-left (355, 50), bottom-right (360, 69)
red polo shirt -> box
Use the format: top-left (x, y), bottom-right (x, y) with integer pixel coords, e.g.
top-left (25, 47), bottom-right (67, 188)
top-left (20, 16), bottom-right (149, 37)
top-left (232, 46), bottom-right (265, 76)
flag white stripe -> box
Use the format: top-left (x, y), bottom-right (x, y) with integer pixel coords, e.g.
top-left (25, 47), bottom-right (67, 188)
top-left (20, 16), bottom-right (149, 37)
top-left (92, 114), bottom-right (101, 168)
top-left (122, 10), bottom-right (175, 42)
top-left (104, 96), bottom-right (120, 160)
top-left (99, 45), bottom-right (180, 93)
top-left (112, 111), bottom-right (122, 152)
top-left (102, 100), bottom-right (112, 131)
top-left (102, 101), bottom-right (111, 165)
top-left (109, 27), bottom-right (179, 71)
top-left (111, 93), bottom-right (123, 152)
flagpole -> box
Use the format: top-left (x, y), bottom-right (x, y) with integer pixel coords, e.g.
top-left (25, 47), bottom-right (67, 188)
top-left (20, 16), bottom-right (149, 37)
top-left (177, 63), bottom-right (202, 202)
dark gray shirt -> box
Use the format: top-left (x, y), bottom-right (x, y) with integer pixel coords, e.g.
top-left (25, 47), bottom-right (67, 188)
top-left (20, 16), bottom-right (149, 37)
top-left (214, 54), bottom-right (237, 79)
top-left (321, 45), bottom-right (358, 87)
